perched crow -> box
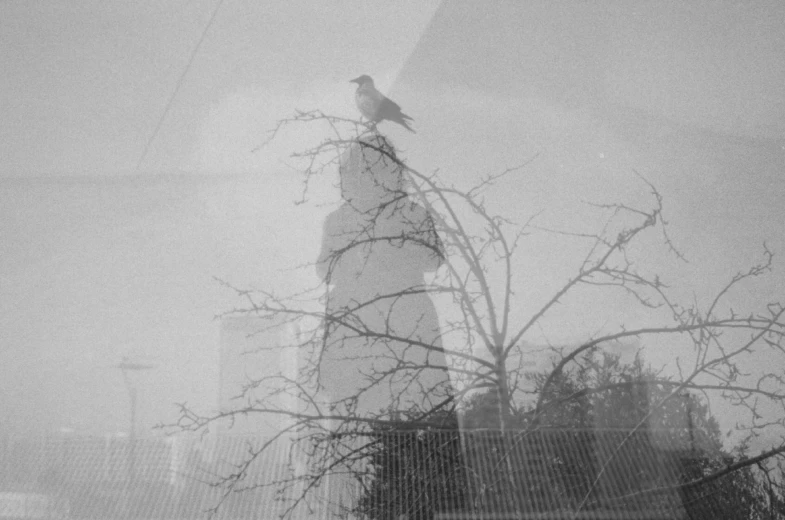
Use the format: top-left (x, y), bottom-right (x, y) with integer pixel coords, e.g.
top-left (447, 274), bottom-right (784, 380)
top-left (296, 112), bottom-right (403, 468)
top-left (350, 75), bottom-right (415, 133)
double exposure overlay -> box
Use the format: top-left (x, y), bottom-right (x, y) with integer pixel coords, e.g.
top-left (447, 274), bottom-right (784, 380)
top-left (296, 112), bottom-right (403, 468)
top-left (2, 2), bottom-right (785, 519)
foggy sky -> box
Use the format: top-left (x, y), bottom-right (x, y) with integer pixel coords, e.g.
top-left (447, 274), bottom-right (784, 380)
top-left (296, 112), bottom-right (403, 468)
top-left (1, 1), bottom-right (783, 440)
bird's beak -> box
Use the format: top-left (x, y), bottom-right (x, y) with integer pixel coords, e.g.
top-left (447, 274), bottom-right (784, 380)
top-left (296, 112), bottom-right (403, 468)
top-left (349, 77), bottom-right (360, 84)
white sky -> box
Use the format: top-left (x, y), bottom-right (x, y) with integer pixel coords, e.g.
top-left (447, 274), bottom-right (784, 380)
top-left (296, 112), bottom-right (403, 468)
top-left (1, 1), bottom-right (784, 446)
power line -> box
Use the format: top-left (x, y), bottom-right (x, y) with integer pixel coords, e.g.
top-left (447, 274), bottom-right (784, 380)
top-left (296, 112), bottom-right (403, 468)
top-left (134, 0), bottom-right (226, 173)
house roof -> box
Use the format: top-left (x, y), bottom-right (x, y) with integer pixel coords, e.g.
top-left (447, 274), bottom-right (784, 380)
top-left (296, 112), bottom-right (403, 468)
top-left (0, 432), bottom-right (334, 519)
top-left (0, 428), bottom-right (739, 520)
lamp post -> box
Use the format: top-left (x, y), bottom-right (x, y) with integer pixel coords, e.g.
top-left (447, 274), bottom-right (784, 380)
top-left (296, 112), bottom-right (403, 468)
top-left (114, 358), bottom-right (155, 517)
top-left (680, 391), bottom-right (695, 451)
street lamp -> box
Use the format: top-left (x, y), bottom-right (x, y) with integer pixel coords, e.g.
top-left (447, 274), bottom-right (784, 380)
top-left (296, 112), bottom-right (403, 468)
top-left (114, 358), bottom-right (155, 517)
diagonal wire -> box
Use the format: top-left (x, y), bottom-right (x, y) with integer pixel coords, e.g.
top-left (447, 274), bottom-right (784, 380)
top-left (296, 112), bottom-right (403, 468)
top-left (135, 0), bottom-right (226, 173)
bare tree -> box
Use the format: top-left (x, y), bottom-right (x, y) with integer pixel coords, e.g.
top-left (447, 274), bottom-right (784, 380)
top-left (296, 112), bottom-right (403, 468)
top-left (168, 110), bottom-right (785, 519)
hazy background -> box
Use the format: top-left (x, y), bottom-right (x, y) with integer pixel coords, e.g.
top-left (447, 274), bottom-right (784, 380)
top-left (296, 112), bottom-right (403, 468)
top-left (1, 1), bottom-right (783, 446)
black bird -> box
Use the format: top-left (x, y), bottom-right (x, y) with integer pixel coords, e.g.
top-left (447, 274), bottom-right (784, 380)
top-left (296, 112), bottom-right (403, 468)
top-left (350, 75), bottom-right (415, 133)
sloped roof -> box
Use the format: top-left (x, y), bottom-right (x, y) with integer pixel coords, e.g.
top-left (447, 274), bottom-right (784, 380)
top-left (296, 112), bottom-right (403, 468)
top-left (0, 432), bottom-right (334, 520)
top-left (0, 428), bottom-right (735, 520)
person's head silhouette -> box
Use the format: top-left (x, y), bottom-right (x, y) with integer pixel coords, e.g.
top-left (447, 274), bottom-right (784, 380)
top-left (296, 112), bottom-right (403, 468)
top-left (339, 134), bottom-right (404, 211)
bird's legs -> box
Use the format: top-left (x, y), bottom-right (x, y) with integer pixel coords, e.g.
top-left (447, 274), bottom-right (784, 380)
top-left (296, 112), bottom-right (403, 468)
top-left (360, 117), bottom-right (378, 131)
top-left (357, 117), bottom-right (380, 135)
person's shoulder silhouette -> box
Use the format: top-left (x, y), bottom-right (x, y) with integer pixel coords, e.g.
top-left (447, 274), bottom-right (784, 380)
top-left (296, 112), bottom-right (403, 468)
top-left (316, 137), bottom-right (442, 293)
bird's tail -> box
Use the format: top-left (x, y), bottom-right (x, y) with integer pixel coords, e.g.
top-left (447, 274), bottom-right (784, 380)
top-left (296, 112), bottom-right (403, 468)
top-left (399, 113), bottom-right (416, 133)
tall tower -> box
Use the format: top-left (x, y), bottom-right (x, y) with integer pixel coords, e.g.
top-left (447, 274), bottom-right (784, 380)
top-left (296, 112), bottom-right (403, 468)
top-left (218, 315), bottom-right (301, 436)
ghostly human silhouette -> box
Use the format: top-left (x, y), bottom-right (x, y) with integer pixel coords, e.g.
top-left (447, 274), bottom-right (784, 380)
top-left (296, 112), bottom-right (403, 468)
top-left (316, 134), bottom-right (451, 418)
